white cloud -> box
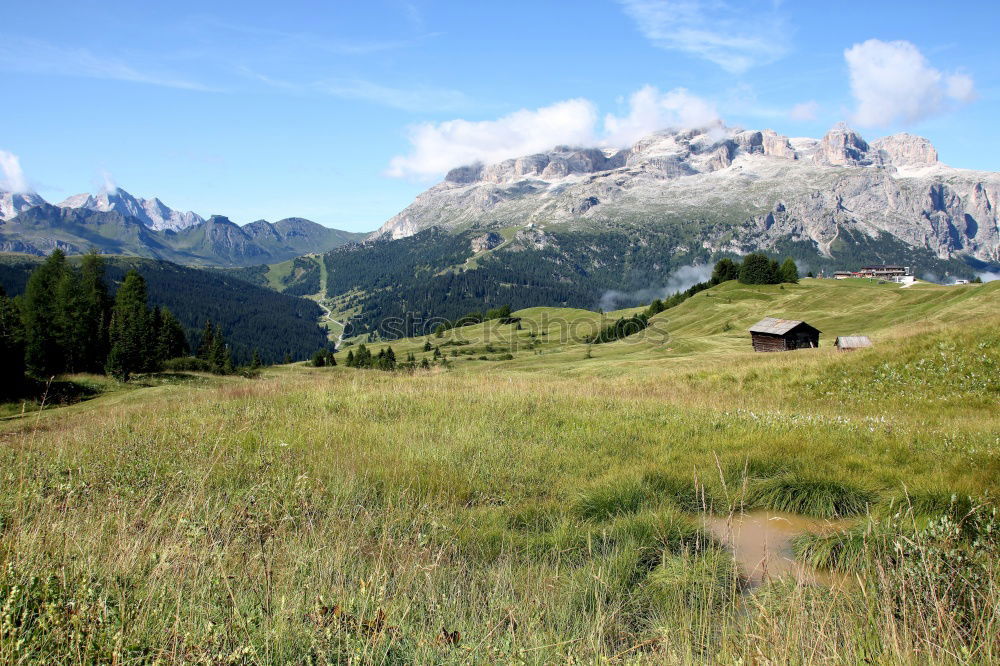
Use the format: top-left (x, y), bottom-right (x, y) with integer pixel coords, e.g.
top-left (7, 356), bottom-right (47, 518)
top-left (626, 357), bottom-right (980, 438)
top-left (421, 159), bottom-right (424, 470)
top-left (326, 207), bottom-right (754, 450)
top-left (0, 150), bottom-right (30, 193)
top-left (388, 86), bottom-right (721, 178)
top-left (978, 271), bottom-right (1000, 283)
top-left (386, 99), bottom-right (599, 178)
top-left (789, 100), bottom-right (820, 121)
top-left (618, 0), bottom-right (788, 73)
top-left (845, 39), bottom-right (976, 126)
top-left (604, 86), bottom-right (720, 146)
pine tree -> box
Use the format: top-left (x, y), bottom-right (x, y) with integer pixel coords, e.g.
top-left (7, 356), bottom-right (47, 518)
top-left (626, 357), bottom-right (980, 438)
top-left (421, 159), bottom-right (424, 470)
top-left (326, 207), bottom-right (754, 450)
top-left (0, 286), bottom-right (25, 399)
top-left (385, 346), bottom-right (396, 370)
top-left (197, 320), bottom-right (215, 360)
top-left (711, 258), bottom-right (740, 284)
top-left (250, 349), bottom-right (263, 369)
top-left (79, 251), bottom-right (110, 372)
top-left (738, 253), bottom-right (779, 285)
top-left (327, 350), bottom-right (336, 367)
top-left (155, 308), bottom-right (189, 362)
top-left (105, 270), bottom-right (153, 380)
top-left (209, 327), bottom-right (229, 373)
top-left (22, 249), bottom-right (69, 376)
top-left (283, 352), bottom-right (292, 364)
top-left (311, 350), bottom-right (326, 367)
top-left (54, 265), bottom-right (89, 374)
top-left (346, 350), bottom-right (355, 367)
top-left (423, 340), bottom-right (432, 352)
top-left (779, 257), bottom-right (799, 284)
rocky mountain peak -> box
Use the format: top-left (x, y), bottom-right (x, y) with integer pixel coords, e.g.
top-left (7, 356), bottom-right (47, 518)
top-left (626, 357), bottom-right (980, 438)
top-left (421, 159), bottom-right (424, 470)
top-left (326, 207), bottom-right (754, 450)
top-left (816, 123), bottom-right (877, 166)
top-left (0, 190), bottom-right (48, 221)
top-left (872, 133), bottom-right (938, 167)
top-left (57, 187), bottom-right (204, 231)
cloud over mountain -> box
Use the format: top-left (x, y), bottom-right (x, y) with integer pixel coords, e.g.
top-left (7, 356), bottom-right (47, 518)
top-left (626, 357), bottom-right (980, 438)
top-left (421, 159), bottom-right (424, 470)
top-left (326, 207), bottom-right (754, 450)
top-left (845, 39), bottom-right (976, 127)
top-left (387, 86), bottom-right (720, 179)
top-left (0, 150), bottom-right (30, 193)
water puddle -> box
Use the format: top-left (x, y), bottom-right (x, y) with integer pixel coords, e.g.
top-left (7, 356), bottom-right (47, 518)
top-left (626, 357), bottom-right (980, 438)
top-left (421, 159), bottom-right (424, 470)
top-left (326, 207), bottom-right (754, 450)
top-left (704, 510), bottom-right (853, 588)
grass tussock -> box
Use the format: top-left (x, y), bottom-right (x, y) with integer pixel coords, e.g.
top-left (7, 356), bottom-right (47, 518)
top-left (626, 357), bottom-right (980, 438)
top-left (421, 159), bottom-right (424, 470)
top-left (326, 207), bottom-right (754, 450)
top-left (744, 476), bottom-right (876, 518)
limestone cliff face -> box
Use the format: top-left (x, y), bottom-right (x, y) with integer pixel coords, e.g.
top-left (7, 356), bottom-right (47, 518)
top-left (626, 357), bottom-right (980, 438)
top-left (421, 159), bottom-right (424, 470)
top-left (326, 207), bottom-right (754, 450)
top-left (373, 125), bottom-right (1000, 263)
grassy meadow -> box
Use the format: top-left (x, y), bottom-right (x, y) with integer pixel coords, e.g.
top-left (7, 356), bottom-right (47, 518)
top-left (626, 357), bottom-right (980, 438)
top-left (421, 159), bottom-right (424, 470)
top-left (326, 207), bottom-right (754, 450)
top-left (1, 279), bottom-right (998, 663)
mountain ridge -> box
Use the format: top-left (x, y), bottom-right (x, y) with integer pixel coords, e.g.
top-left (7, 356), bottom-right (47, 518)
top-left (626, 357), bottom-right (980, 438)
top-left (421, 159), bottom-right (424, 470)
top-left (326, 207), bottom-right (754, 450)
top-left (0, 199), bottom-right (366, 267)
top-left (371, 124), bottom-right (999, 265)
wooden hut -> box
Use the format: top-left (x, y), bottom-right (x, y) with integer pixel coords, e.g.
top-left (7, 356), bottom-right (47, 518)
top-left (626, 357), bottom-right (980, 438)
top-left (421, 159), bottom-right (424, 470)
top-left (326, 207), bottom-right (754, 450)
top-left (835, 335), bottom-right (872, 351)
top-left (748, 317), bottom-right (821, 352)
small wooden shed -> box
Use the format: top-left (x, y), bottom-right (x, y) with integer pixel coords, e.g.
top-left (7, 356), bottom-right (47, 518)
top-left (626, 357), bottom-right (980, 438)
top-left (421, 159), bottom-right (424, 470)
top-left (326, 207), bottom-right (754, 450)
top-left (748, 317), bottom-right (821, 352)
top-left (835, 335), bottom-right (872, 351)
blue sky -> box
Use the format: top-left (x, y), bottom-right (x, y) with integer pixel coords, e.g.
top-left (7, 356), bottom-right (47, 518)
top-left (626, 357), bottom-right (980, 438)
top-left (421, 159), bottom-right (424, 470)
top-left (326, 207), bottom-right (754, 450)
top-left (1, 1), bottom-right (997, 231)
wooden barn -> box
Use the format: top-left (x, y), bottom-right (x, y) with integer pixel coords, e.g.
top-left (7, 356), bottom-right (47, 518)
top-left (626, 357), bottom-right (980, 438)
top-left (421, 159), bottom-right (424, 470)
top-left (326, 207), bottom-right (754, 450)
top-left (835, 335), bottom-right (872, 351)
top-left (748, 317), bottom-right (821, 352)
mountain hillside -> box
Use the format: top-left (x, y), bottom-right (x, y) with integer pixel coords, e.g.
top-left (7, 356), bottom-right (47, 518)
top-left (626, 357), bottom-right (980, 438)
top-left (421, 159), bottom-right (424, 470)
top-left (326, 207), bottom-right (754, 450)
top-left (0, 253), bottom-right (328, 363)
top-left (312, 123), bottom-right (999, 340)
top-left (0, 197), bottom-right (366, 267)
top-left (374, 124), bottom-right (999, 265)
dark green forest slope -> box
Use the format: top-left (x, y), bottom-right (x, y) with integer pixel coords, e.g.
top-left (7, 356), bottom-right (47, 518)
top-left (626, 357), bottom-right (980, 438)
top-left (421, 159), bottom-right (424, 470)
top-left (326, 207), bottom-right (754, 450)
top-left (0, 254), bottom-right (327, 364)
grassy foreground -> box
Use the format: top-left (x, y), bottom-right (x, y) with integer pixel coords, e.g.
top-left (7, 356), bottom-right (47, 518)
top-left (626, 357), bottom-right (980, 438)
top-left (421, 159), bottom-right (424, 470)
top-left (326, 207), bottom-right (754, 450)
top-left (1, 280), bottom-right (998, 663)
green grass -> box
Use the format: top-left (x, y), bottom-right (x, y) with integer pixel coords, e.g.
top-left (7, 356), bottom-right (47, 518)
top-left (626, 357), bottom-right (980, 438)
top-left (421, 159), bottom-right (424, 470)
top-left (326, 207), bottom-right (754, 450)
top-left (0, 278), bottom-right (998, 663)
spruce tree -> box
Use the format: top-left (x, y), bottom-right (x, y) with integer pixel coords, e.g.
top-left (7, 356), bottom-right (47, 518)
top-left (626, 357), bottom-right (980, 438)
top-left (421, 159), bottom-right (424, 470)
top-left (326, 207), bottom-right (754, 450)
top-left (209, 327), bottom-right (230, 374)
top-left (311, 350), bottom-right (326, 367)
top-left (79, 251), bottom-right (110, 372)
top-left (779, 257), bottom-right (799, 284)
top-left (385, 346), bottom-right (396, 369)
top-left (738, 253), bottom-right (779, 285)
top-left (197, 320), bottom-right (215, 360)
top-left (155, 308), bottom-right (189, 362)
top-left (0, 286), bottom-right (25, 399)
top-left (711, 258), bottom-right (740, 284)
top-left (54, 265), bottom-right (89, 374)
top-left (250, 349), bottom-right (263, 369)
top-left (283, 352), bottom-right (292, 364)
top-left (346, 350), bottom-right (355, 367)
top-left (106, 270), bottom-right (153, 380)
top-left (327, 350), bottom-right (336, 367)
top-left (22, 249), bottom-right (69, 376)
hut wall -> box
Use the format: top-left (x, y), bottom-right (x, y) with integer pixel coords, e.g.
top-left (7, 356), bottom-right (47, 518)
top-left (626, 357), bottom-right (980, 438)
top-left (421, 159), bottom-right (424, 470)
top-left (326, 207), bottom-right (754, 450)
top-left (751, 332), bottom-right (787, 352)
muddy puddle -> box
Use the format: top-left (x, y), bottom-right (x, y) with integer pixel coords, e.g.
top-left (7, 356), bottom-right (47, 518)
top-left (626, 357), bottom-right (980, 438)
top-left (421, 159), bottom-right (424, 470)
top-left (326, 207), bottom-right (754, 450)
top-left (704, 510), bottom-right (853, 588)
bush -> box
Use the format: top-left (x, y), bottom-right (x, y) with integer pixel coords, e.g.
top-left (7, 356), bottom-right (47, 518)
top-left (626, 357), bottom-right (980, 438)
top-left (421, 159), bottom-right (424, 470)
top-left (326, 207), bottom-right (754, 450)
top-left (162, 356), bottom-right (213, 372)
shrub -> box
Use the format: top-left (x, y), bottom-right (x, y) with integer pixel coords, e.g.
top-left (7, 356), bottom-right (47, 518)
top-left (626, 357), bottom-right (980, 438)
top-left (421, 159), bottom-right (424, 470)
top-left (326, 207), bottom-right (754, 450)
top-left (162, 356), bottom-right (213, 372)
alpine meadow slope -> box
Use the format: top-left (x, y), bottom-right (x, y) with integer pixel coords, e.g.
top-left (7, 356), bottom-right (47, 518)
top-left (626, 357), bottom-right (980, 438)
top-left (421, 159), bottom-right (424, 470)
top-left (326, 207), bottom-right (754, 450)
top-left (2, 278), bottom-right (998, 663)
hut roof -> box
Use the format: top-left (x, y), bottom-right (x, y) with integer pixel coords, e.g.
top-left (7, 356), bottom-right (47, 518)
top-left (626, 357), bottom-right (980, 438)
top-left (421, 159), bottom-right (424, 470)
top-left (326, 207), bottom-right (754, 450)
top-left (836, 335), bottom-right (872, 349)
top-left (748, 317), bottom-right (820, 335)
